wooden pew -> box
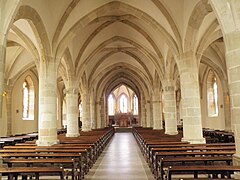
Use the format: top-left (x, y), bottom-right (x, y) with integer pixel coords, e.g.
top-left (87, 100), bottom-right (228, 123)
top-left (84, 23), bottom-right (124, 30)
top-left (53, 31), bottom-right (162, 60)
top-left (153, 150), bottom-right (235, 175)
top-left (0, 167), bottom-right (65, 180)
top-left (0, 148), bottom-right (91, 174)
top-left (147, 143), bottom-right (235, 163)
top-left (149, 145), bottom-right (235, 168)
top-left (0, 153), bottom-right (83, 179)
top-left (158, 156), bottom-right (232, 179)
top-left (166, 165), bottom-right (240, 180)
top-left (3, 158), bottom-right (79, 179)
top-left (4, 144), bottom-right (96, 164)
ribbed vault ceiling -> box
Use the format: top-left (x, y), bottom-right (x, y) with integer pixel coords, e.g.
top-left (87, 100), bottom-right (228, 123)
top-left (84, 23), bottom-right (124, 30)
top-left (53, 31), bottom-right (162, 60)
top-left (5, 0), bottom-right (226, 99)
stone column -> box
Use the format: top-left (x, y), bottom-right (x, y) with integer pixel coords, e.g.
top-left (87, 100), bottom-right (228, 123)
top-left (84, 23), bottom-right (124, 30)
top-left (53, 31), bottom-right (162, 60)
top-left (146, 101), bottom-right (151, 127)
top-left (152, 99), bottom-right (163, 130)
top-left (224, 31), bottom-right (240, 172)
top-left (66, 88), bottom-right (79, 137)
top-left (90, 95), bottom-right (96, 129)
top-left (179, 53), bottom-right (205, 144)
top-left (223, 91), bottom-right (231, 131)
top-left (96, 101), bottom-right (101, 128)
top-left (0, 35), bottom-right (6, 137)
top-left (163, 84), bottom-right (178, 135)
top-left (6, 84), bottom-right (13, 136)
top-left (141, 99), bottom-right (146, 127)
top-left (100, 97), bottom-right (106, 127)
top-left (81, 92), bottom-right (91, 131)
top-left (37, 61), bottom-right (58, 146)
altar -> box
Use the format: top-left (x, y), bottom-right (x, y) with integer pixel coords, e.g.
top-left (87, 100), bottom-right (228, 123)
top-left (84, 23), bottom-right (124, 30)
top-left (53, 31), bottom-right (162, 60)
top-left (118, 114), bottom-right (129, 127)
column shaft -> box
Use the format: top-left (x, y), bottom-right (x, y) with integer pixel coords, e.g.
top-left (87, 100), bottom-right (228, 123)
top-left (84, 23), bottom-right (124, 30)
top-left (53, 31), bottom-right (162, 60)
top-left (37, 61), bottom-right (58, 146)
top-left (153, 100), bottom-right (163, 130)
top-left (164, 85), bottom-right (177, 135)
top-left (66, 89), bottom-right (79, 137)
top-left (0, 41), bottom-right (6, 136)
top-left (96, 102), bottom-right (101, 128)
top-left (224, 32), bottom-right (240, 170)
top-left (146, 102), bottom-right (151, 127)
top-left (180, 71), bottom-right (205, 143)
top-left (82, 93), bottom-right (91, 131)
top-left (179, 53), bottom-right (205, 144)
top-left (141, 99), bottom-right (146, 127)
top-left (90, 96), bottom-right (96, 129)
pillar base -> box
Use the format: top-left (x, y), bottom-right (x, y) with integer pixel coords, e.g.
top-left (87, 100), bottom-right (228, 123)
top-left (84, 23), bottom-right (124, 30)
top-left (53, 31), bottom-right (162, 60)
top-left (36, 139), bottom-right (59, 146)
top-left (66, 133), bottom-right (80, 137)
top-left (233, 154), bottom-right (240, 179)
top-left (165, 131), bottom-right (178, 135)
top-left (181, 137), bottom-right (206, 144)
top-left (153, 127), bottom-right (163, 130)
top-left (82, 128), bottom-right (91, 132)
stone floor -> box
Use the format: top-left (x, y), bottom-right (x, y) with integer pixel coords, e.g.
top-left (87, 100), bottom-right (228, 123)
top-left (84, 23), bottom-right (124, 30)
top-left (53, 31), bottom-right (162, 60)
top-left (85, 132), bottom-right (154, 180)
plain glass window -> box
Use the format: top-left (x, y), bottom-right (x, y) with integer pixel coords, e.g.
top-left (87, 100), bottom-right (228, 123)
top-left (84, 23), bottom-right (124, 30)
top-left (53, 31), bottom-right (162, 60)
top-left (22, 76), bottom-right (34, 120)
top-left (133, 95), bottom-right (138, 115)
top-left (120, 94), bottom-right (128, 113)
top-left (207, 70), bottom-right (219, 117)
top-left (108, 94), bottom-right (115, 115)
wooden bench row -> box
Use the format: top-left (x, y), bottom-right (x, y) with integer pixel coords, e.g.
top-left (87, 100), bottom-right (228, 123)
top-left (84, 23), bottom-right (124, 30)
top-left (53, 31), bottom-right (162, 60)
top-left (0, 127), bottom-right (115, 180)
top-left (132, 127), bottom-right (239, 180)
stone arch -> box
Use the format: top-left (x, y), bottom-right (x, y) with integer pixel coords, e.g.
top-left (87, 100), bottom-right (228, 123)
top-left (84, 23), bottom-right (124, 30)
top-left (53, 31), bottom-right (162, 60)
top-left (0, 0), bottom-right (22, 43)
top-left (60, 48), bottom-right (76, 88)
top-left (15, 5), bottom-right (51, 62)
top-left (10, 25), bottom-right (40, 66)
top-left (150, 0), bottom-right (182, 51)
top-left (58, 64), bottom-right (68, 90)
top-left (52, 0), bottom-right (81, 49)
top-left (74, 15), bottom-right (164, 67)
top-left (91, 64), bottom-right (151, 100)
top-left (196, 19), bottom-right (222, 63)
top-left (55, 1), bottom-right (180, 58)
top-left (184, 0), bottom-right (212, 52)
top-left (87, 50), bottom-right (154, 86)
top-left (210, 0), bottom-right (240, 35)
top-left (76, 36), bottom-right (164, 81)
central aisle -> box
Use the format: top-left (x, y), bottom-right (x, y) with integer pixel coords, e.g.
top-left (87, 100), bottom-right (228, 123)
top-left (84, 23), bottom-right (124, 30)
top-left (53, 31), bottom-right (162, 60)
top-left (85, 132), bottom-right (154, 180)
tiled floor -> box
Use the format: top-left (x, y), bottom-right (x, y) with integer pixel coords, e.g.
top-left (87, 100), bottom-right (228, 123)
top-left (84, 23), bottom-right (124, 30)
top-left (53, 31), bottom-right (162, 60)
top-left (85, 132), bottom-right (154, 180)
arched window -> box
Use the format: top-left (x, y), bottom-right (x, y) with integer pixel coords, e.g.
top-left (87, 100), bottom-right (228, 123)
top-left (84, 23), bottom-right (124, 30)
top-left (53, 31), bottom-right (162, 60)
top-left (120, 94), bottom-right (128, 113)
top-left (79, 102), bottom-right (83, 118)
top-left (22, 76), bottom-right (34, 120)
top-left (133, 94), bottom-right (138, 115)
top-left (207, 70), bottom-right (219, 117)
top-left (108, 94), bottom-right (115, 115)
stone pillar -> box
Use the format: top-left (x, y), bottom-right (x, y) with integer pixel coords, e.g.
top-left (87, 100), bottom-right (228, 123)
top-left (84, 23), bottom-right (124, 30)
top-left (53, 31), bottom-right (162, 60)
top-left (0, 36), bottom-right (6, 137)
top-left (153, 99), bottom-right (163, 130)
top-left (223, 91), bottom-right (231, 131)
top-left (37, 61), bottom-right (58, 146)
top-left (224, 31), bottom-right (240, 174)
top-left (6, 84), bottom-right (13, 136)
top-left (96, 101), bottom-right (101, 128)
top-left (179, 53), bottom-right (205, 143)
top-left (141, 99), bottom-right (146, 127)
top-left (81, 92), bottom-right (91, 131)
top-left (150, 101), bottom-right (154, 127)
top-left (163, 84), bottom-right (178, 135)
top-left (90, 96), bottom-right (96, 129)
top-left (66, 88), bottom-right (79, 137)
top-left (100, 97), bottom-right (106, 127)
top-left (146, 101), bottom-right (151, 127)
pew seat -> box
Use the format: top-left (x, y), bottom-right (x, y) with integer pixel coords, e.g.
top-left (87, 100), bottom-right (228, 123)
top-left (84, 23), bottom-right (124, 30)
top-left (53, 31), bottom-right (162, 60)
top-left (0, 167), bottom-right (65, 180)
top-left (166, 165), bottom-right (240, 180)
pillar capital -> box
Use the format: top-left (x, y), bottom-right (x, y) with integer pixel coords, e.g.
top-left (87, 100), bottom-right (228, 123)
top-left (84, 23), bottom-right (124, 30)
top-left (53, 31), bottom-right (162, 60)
top-left (65, 88), bottom-right (79, 95)
top-left (164, 85), bottom-right (175, 92)
top-left (152, 100), bottom-right (161, 103)
top-left (0, 35), bottom-right (7, 47)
